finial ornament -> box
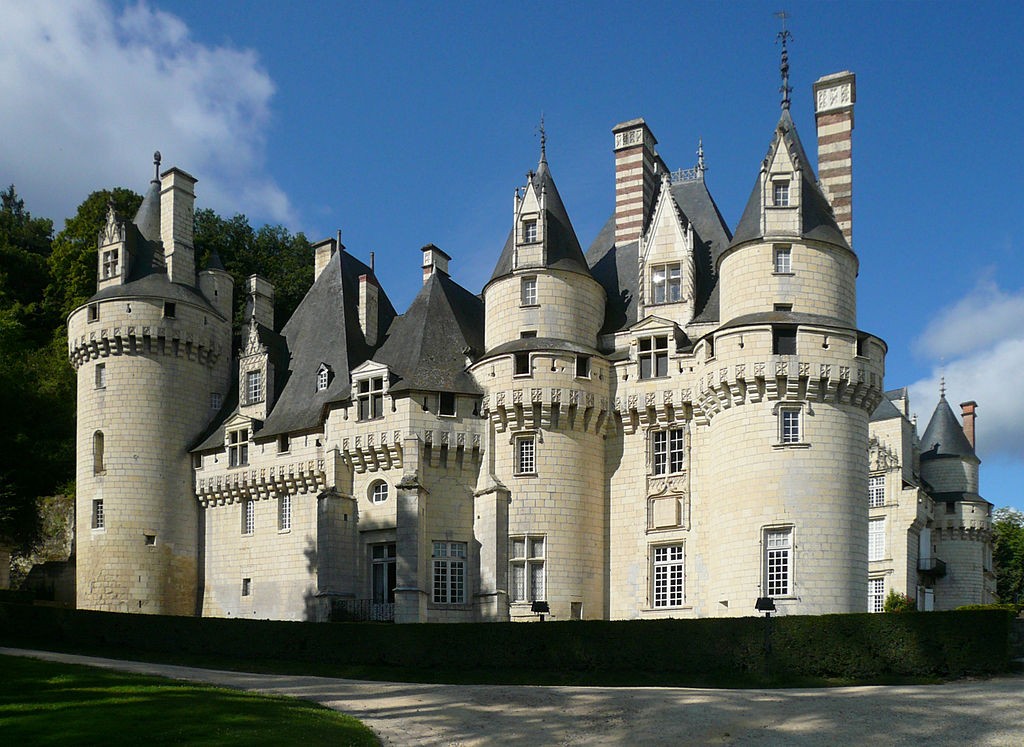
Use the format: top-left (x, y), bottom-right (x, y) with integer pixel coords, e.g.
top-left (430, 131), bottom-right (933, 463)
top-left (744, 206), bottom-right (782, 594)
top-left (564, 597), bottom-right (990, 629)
top-left (775, 11), bottom-right (793, 111)
top-left (940, 376), bottom-right (946, 398)
top-left (153, 151), bottom-right (162, 182)
top-left (537, 112), bottom-right (547, 162)
top-left (697, 138), bottom-right (706, 175)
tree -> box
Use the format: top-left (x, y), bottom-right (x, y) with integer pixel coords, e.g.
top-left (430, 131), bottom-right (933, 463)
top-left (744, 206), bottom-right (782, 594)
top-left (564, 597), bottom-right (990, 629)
top-left (883, 590), bottom-right (917, 613)
top-left (993, 507), bottom-right (1024, 605)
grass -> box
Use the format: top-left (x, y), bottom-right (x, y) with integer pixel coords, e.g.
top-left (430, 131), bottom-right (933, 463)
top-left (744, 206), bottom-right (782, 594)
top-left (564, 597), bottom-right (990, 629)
top-left (0, 654), bottom-right (379, 746)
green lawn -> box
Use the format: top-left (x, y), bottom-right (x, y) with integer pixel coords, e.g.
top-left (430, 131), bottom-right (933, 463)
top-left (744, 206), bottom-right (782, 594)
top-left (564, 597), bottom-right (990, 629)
top-left (0, 655), bottom-right (379, 746)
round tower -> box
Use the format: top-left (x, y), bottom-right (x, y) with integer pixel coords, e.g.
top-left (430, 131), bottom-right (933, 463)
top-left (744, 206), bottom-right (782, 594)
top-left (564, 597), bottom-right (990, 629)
top-left (697, 68), bottom-right (885, 616)
top-left (68, 160), bottom-right (232, 614)
top-left (472, 151), bottom-right (610, 621)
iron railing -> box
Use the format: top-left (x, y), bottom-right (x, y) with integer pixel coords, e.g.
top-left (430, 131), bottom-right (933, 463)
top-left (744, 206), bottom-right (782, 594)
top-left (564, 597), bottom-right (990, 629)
top-left (918, 557), bottom-right (947, 578)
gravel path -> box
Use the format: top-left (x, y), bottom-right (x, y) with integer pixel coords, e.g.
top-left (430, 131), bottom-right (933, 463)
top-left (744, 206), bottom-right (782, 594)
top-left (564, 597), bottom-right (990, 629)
top-left (4, 647), bottom-right (1023, 745)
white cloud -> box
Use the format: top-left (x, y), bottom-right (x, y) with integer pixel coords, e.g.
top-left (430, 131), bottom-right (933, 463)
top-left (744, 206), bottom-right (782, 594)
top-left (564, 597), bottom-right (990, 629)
top-left (0, 1), bottom-right (293, 226)
top-left (909, 281), bottom-right (1024, 463)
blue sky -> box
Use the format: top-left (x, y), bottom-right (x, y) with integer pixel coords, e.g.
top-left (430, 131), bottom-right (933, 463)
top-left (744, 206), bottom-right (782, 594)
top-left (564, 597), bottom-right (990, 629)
top-left (2, 1), bottom-right (1023, 510)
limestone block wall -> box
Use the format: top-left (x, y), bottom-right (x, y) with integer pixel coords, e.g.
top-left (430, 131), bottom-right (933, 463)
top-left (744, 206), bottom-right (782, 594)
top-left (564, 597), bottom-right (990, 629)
top-left (69, 294), bottom-right (230, 615)
top-left (484, 270), bottom-right (605, 351)
top-left (718, 239), bottom-right (858, 326)
top-left (921, 456), bottom-right (979, 494)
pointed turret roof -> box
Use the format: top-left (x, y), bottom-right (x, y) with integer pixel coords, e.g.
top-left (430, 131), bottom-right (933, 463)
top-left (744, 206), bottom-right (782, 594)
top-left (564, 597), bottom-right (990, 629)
top-left (489, 156), bottom-right (593, 283)
top-left (133, 178), bottom-right (162, 244)
top-left (729, 108), bottom-right (850, 252)
top-left (920, 394), bottom-right (976, 460)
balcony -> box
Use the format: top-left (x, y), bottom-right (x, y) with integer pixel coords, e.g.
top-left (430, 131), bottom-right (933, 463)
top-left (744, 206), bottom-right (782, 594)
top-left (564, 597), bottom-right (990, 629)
top-left (918, 557), bottom-right (947, 578)
top-left (329, 599), bottom-right (395, 623)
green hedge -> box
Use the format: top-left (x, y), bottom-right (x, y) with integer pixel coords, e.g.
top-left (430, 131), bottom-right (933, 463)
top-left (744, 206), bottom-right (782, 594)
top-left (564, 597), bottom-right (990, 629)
top-left (0, 603), bottom-right (1012, 685)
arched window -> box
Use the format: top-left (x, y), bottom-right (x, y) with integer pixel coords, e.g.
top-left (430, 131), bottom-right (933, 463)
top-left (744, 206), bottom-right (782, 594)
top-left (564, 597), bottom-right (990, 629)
top-left (93, 431), bottom-right (105, 474)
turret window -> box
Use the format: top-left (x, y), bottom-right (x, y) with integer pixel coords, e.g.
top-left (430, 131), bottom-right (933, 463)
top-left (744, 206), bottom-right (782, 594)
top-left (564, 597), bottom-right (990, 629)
top-left (774, 245), bottom-right (792, 274)
top-left (779, 407), bottom-right (801, 444)
top-left (638, 335), bottom-right (669, 379)
top-left (575, 355), bottom-right (591, 378)
top-left (93, 431), bottom-right (105, 474)
top-left (510, 535), bottom-right (545, 603)
top-left (92, 499), bottom-right (105, 530)
top-left (101, 249), bottom-right (119, 279)
top-left (652, 428), bottom-right (686, 475)
top-left (229, 428), bottom-right (249, 467)
top-left (514, 435), bottom-right (536, 475)
top-left (521, 276), bottom-right (538, 306)
top-left (95, 363), bottom-right (107, 389)
top-left (772, 327), bottom-right (797, 355)
top-left (764, 527), bottom-right (793, 597)
top-left (357, 376), bottom-right (385, 420)
top-left (772, 181), bottom-right (790, 207)
top-left (438, 391), bottom-right (456, 417)
top-left (651, 263), bottom-right (682, 304)
top-left (246, 370), bottom-right (263, 404)
top-left (514, 352), bottom-right (531, 377)
top-left (523, 220), bottom-right (538, 243)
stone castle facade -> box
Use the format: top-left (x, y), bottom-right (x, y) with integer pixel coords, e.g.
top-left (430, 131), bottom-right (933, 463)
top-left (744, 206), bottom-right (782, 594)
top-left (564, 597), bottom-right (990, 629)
top-left (68, 69), bottom-right (995, 622)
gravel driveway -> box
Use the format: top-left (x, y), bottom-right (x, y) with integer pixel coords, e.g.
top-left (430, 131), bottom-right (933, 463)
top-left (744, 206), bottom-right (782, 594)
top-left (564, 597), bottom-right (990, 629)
top-left (4, 647), bottom-right (1022, 745)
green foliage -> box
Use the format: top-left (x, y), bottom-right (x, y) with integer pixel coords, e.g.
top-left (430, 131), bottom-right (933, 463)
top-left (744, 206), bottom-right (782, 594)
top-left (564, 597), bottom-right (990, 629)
top-left (0, 655), bottom-right (378, 746)
top-left (883, 590), bottom-right (918, 613)
top-left (0, 605), bottom-right (1012, 686)
top-left (194, 208), bottom-right (313, 330)
top-left (993, 507), bottom-right (1024, 605)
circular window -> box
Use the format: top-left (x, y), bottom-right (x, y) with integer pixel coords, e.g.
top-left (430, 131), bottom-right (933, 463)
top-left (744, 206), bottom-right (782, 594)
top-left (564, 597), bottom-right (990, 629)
top-left (370, 481), bottom-right (389, 504)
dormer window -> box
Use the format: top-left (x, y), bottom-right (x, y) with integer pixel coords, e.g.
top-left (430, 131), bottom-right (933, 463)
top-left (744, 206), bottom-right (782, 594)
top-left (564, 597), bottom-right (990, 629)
top-left (523, 219), bottom-right (538, 243)
top-left (101, 249), bottom-right (119, 279)
top-left (228, 427), bottom-right (249, 467)
top-left (246, 370), bottom-right (264, 404)
top-left (638, 335), bottom-right (669, 379)
top-left (316, 364), bottom-right (331, 392)
top-left (772, 181), bottom-right (790, 207)
top-left (357, 376), bottom-right (384, 420)
top-left (651, 263), bottom-right (682, 304)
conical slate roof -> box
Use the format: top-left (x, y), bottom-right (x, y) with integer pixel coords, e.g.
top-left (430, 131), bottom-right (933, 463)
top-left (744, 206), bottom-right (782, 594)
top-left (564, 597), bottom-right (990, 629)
top-left (729, 108), bottom-right (850, 252)
top-left (133, 179), bottom-right (162, 243)
top-left (920, 395), bottom-right (975, 460)
top-left (489, 157), bottom-right (593, 283)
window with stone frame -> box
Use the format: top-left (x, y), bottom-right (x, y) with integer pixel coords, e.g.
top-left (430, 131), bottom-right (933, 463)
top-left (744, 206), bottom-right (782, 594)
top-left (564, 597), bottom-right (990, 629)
top-left (575, 355), bottom-right (591, 378)
top-left (370, 480), bottom-right (389, 504)
top-left (514, 434), bottom-right (536, 475)
top-left (772, 326), bottom-right (797, 355)
top-left (357, 376), bottom-right (385, 420)
top-left (651, 428), bottom-right (686, 475)
top-left (523, 219), bottom-right (538, 243)
top-left (278, 493), bottom-right (291, 532)
top-left (868, 474), bottom-right (885, 508)
top-left (514, 352), bottom-right (531, 376)
top-left (772, 180), bottom-right (790, 207)
top-left (438, 391), bottom-right (456, 417)
top-left (228, 427), bottom-right (249, 467)
top-left (101, 249), bottom-right (119, 279)
top-left (868, 577), bottom-right (885, 613)
top-left (242, 498), bottom-right (255, 536)
top-left (91, 499), bottom-right (105, 530)
top-left (650, 262), bottom-right (682, 304)
top-left (869, 517), bottom-right (886, 561)
top-left (95, 363), bottom-right (106, 389)
top-left (651, 544), bottom-right (685, 608)
top-left (93, 431), bottom-right (105, 474)
top-left (521, 276), bottom-right (538, 306)
top-left (246, 370), bottom-right (263, 404)
top-left (510, 535), bottom-right (545, 603)
top-left (774, 245), bottom-right (792, 273)
top-left (638, 335), bottom-right (669, 379)
top-left (778, 407), bottom-right (802, 444)
top-left (764, 527), bottom-right (793, 597)
top-left (432, 541), bottom-right (467, 604)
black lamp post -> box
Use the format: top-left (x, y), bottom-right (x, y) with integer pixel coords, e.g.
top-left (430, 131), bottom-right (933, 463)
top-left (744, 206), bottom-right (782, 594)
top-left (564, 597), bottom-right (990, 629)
top-left (531, 600), bottom-right (550, 622)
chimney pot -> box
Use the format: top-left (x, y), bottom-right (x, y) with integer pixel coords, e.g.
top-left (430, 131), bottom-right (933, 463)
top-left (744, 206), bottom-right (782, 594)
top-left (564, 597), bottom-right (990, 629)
top-left (960, 400), bottom-right (978, 450)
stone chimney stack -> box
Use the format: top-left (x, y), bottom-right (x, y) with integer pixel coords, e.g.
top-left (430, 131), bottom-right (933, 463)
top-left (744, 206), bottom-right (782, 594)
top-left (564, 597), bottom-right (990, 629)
top-left (313, 235), bottom-right (340, 281)
top-left (813, 71), bottom-right (856, 247)
top-left (246, 275), bottom-right (275, 330)
top-left (421, 244), bottom-right (451, 284)
top-left (359, 274), bottom-right (379, 346)
top-left (160, 167), bottom-right (197, 286)
top-left (960, 400), bottom-right (978, 450)
top-left (612, 118), bottom-right (660, 246)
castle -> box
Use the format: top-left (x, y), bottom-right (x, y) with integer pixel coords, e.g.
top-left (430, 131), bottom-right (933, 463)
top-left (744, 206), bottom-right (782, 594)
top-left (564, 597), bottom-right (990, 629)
top-left (67, 64), bottom-right (995, 622)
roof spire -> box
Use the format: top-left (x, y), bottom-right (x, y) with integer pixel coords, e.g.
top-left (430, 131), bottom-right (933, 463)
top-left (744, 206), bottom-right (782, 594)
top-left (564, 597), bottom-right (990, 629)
top-left (152, 151), bottom-right (161, 183)
top-left (537, 112), bottom-right (547, 163)
top-left (775, 11), bottom-right (793, 111)
top-left (697, 138), bottom-right (706, 175)
top-left (940, 376), bottom-right (946, 399)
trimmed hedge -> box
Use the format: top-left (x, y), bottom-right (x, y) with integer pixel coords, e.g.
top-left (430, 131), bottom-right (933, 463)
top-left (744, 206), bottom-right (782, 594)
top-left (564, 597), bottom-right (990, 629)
top-left (0, 603), bottom-right (1012, 685)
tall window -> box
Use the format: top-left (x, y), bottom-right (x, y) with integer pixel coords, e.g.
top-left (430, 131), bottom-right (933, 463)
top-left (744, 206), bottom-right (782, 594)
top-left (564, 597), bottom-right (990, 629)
top-left (95, 363), bottom-right (106, 389)
top-left (652, 428), bottom-right (685, 475)
top-left (869, 518), bottom-right (886, 561)
top-left (246, 370), bottom-right (263, 404)
top-left (210, 392), bottom-right (223, 411)
top-left (372, 543), bottom-right (397, 603)
top-left (868, 475), bottom-right (885, 508)
top-left (638, 335), bottom-right (669, 379)
top-left (772, 181), bottom-right (790, 207)
top-left (278, 493), bottom-right (291, 531)
top-left (868, 577), bottom-right (885, 613)
top-left (651, 263), bottom-right (682, 304)
top-left (779, 408), bottom-right (801, 444)
top-left (229, 428), bottom-right (249, 467)
top-left (432, 541), bottom-right (467, 604)
top-left (652, 545), bottom-right (685, 608)
top-left (316, 365), bottom-right (330, 392)
top-left (774, 245), bottom-right (792, 273)
top-left (101, 249), bottom-right (119, 279)
top-left (521, 276), bottom-right (538, 306)
top-left (242, 499), bottom-right (255, 535)
top-left (764, 527), bottom-right (793, 597)
top-left (523, 219), bottom-right (538, 243)
top-left (93, 431), bottom-right (105, 474)
top-left (357, 376), bottom-right (384, 420)
top-left (91, 499), bottom-right (105, 530)
top-left (515, 435), bottom-right (536, 475)
top-left (510, 535), bottom-right (545, 603)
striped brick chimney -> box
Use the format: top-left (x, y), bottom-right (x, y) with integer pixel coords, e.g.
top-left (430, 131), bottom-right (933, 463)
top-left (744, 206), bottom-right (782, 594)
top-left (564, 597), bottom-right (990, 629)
top-left (960, 400), bottom-right (978, 450)
top-left (813, 71), bottom-right (856, 247)
top-left (612, 119), bottom-right (659, 246)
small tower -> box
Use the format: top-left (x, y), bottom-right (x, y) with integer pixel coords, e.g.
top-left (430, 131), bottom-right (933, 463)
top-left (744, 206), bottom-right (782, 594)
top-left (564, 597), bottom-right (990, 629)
top-left (68, 157), bottom-right (232, 615)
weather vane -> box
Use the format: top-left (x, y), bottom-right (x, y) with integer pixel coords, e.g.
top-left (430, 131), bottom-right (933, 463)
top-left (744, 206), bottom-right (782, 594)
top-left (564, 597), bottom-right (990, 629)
top-left (537, 112), bottom-right (547, 161)
top-left (775, 11), bottom-right (793, 110)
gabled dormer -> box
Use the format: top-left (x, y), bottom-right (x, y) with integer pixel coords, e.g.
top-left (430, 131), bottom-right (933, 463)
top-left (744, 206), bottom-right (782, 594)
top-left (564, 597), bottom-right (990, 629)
top-left (627, 315), bottom-right (684, 381)
top-left (638, 172), bottom-right (696, 326)
top-left (760, 115), bottom-right (804, 238)
top-left (96, 202), bottom-right (132, 290)
top-left (239, 317), bottom-right (275, 422)
top-left (349, 359), bottom-right (391, 422)
top-left (511, 163), bottom-right (549, 271)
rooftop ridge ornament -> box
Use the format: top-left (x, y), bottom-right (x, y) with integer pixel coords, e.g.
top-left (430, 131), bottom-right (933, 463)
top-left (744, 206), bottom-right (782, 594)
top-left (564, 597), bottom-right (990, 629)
top-left (537, 113), bottom-right (547, 162)
top-left (152, 151), bottom-right (162, 182)
top-left (697, 138), bottom-right (706, 175)
top-left (775, 11), bottom-right (793, 111)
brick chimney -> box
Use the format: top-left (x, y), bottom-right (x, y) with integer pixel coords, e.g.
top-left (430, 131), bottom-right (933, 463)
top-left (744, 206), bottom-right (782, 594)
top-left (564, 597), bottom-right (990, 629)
top-left (160, 167), bottom-right (197, 285)
top-left (813, 71), bottom-right (856, 247)
top-left (960, 400), bottom-right (978, 450)
top-left (612, 119), bottom-right (660, 246)
top-left (421, 244), bottom-right (450, 284)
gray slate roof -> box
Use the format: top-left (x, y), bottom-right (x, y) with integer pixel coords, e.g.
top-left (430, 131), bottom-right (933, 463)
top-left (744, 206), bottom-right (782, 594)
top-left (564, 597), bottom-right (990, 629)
top-left (870, 395), bottom-right (904, 423)
top-left (489, 158), bottom-right (593, 284)
top-left (920, 395), bottom-right (976, 461)
top-left (729, 109), bottom-right (850, 253)
top-left (375, 271), bottom-right (484, 396)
